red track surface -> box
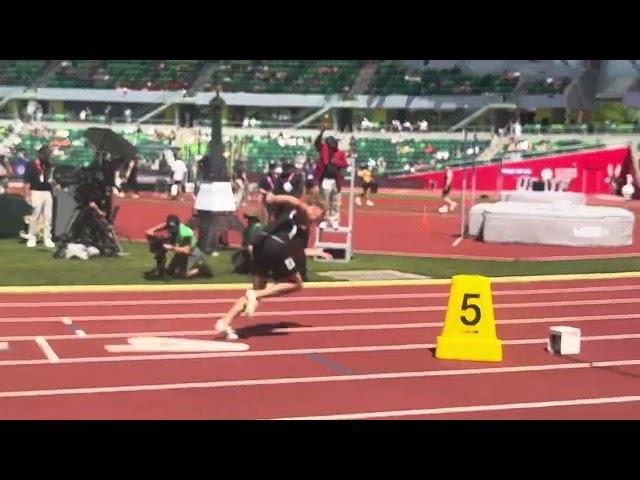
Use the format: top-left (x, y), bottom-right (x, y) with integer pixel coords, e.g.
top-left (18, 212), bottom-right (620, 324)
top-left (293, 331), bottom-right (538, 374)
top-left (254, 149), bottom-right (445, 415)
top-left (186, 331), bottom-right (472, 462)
top-left (113, 193), bottom-right (640, 260)
top-left (1, 277), bottom-right (640, 419)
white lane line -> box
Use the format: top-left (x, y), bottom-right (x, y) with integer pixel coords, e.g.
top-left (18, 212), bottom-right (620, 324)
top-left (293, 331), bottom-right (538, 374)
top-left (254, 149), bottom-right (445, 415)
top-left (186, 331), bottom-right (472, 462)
top-left (34, 337), bottom-right (60, 363)
top-left (1, 312), bottom-right (640, 342)
top-left (0, 358), bottom-right (638, 400)
top-left (62, 317), bottom-right (85, 336)
top-left (0, 333), bottom-right (638, 368)
top-left (2, 284), bottom-right (640, 308)
top-left (276, 395), bottom-right (640, 420)
top-left (2, 297), bottom-right (640, 324)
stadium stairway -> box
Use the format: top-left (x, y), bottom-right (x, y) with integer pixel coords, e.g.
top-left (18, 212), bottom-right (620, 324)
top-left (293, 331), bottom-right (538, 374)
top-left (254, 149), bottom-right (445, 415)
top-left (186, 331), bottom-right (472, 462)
top-left (350, 62), bottom-right (379, 95)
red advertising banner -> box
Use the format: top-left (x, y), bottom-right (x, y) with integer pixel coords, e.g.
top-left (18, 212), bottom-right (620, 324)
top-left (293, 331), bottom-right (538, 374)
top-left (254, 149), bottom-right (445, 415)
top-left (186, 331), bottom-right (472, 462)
top-left (411, 146), bottom-right (633, 194)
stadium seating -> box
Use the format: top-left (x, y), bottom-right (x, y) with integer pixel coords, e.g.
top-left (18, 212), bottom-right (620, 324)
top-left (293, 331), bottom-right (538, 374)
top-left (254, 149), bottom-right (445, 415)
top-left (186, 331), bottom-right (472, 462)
top-left (207, 60), bottom-right (364, 94)
top-left (367, 62), bottom-right (518, 96)
top-left (46, 60), bottom-right (204, 90)
top-left (0, 61), bottom-right (47, 86)
top-left (527, 77), bottom-right (571, 95)
top-left (3, 60), bottom-right (573, 99)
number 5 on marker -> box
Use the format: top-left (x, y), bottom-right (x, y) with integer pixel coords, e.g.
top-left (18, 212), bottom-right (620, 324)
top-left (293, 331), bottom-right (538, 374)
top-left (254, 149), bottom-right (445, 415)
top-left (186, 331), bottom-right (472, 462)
top-left (435, 275), bottom-right (502, 362)
top-left (460, 293), bottom-right (481, 326)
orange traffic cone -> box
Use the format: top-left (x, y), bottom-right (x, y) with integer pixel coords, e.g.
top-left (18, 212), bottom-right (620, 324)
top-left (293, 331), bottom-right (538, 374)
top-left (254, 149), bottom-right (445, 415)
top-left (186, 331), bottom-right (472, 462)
top-left (420, 206), bottom-right (429, 232)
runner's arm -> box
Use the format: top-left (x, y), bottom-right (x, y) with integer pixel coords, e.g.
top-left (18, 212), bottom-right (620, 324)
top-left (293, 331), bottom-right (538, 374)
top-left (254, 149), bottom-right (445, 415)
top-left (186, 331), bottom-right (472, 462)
top-left (265, 192), bottom-right (304, 209)
top-left (314, 127), bottom-right (326, 151)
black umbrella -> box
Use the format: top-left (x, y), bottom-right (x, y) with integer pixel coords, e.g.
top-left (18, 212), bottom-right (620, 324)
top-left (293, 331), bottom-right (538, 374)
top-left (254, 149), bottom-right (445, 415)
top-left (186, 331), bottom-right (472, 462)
top-left (84, 128), bottom-right (137, 161)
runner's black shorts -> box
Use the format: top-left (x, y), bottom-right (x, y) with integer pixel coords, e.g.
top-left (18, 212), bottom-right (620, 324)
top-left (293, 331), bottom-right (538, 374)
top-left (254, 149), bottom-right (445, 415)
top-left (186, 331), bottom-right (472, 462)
top-left (442, 186), bottom-right (451, 198)
top-left (251, 234), bottom-right (299, 282)
top-left (362, 182), bottom-right (372, 193)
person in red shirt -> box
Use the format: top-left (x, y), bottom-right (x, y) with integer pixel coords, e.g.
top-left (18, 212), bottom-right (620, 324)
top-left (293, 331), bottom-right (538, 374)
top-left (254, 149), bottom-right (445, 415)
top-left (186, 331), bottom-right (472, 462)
top-left (313, 126), bottom-right (348, 228)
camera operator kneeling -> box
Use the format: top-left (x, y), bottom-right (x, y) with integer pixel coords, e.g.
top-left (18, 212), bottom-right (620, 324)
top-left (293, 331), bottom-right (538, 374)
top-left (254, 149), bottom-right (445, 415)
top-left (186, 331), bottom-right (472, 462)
top-left (144, 214), bottom-right (213, 280)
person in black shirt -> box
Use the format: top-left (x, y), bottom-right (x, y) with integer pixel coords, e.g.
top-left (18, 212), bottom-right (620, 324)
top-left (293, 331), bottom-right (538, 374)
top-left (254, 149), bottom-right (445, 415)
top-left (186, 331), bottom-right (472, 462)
top-left (23, 146), bottom-right (55, 248)
top-left (214, 193), bottom-right (332, 340)
top-left (275, 159), bottom-right (304, 198)
top-left (120, 156), bottom-right (140, 199)
top-left (258, 161), bottom-right (281, 223)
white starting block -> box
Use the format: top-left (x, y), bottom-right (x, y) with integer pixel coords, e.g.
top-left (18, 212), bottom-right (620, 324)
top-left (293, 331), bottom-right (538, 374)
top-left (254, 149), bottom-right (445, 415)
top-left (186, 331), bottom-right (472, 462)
top-left (315, 224), bottom-right (353, 262)
top-left (547, 326), bottom-right (581, 355)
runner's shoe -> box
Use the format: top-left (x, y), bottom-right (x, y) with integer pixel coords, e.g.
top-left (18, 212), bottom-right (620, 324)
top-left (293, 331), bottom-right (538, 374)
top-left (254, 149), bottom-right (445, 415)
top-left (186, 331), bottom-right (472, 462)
top-left (215, 319), bottom-right (239, 341)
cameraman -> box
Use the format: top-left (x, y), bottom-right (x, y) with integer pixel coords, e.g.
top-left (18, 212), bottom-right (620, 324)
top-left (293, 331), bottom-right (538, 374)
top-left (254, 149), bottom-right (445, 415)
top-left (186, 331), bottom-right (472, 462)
top-left (144, 214), bottom-right (213, 280)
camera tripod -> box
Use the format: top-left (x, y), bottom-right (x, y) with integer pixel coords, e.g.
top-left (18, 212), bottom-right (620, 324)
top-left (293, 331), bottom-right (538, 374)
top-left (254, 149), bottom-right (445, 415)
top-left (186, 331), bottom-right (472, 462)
top-left (53, 202), bottom-right (124, 259)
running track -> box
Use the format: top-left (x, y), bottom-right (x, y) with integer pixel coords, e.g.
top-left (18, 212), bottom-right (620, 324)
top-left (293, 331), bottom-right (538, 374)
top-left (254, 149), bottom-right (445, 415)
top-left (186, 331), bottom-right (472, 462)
top-left (1, 276), bottom-right (640, 419)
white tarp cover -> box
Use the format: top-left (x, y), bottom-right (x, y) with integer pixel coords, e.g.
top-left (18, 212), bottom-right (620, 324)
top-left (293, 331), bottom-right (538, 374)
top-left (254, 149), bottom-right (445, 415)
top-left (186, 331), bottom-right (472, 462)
top-left (469, 202), bottom-right (634, 247)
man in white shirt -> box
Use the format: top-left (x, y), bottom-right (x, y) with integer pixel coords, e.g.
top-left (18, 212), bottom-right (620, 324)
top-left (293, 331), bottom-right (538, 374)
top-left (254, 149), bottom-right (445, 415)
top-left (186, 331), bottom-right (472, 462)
top-left (419, 119), bottom-right (429, 131)
top-left (170, 158), bottom-right (188, 200)
top-left (513, 120), bottom-right (522, 139)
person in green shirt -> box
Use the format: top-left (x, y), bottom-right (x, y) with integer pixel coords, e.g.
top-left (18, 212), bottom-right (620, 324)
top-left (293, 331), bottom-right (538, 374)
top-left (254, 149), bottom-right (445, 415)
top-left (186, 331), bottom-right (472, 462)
top-left (144, 214), bottom-right (213, 279)
top-left (231, 209), bottom-right (263, 274)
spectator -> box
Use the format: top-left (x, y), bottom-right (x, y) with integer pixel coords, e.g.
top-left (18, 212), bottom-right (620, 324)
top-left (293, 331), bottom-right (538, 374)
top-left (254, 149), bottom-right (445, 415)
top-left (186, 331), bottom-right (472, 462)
top-left (403, 120), bottom-right (413, 132)
top-left (104, 105), bottom-right (112, 124)
top-left (25, 101), bottom-right (35, 122)
top-left (35, 104), bottom-right (43, 123)
top-left (258, 161), bottom-right (281, 223)
top-left (361, 117), bottom-right (373, 131)
top-left (513, 120), bottom-right (522, 139)
top-left (313, 126), bottom-right (348, 229)
top-left (121, 156), bottom-right (140, 199)
top-left (10, 150), bottom-right (29, 180)
top-left (23, 146), bottom-right (56, 248)
top-left (170, 156), bottom-right (188, 200)
top-left (275, 158), bottom-right (304, 199)
top-left (419, 119), bottom-right (429, 132)
top-left (79, 109), bottom-right (87, 121)
top-left (302, 155), bottom-right (316, 194)
top-left (124, 108), bottom-right (133, 124)
top-left (0, 150), bottom-right (14, 195)
top-left (233, 157), bottom-right (248, 207)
